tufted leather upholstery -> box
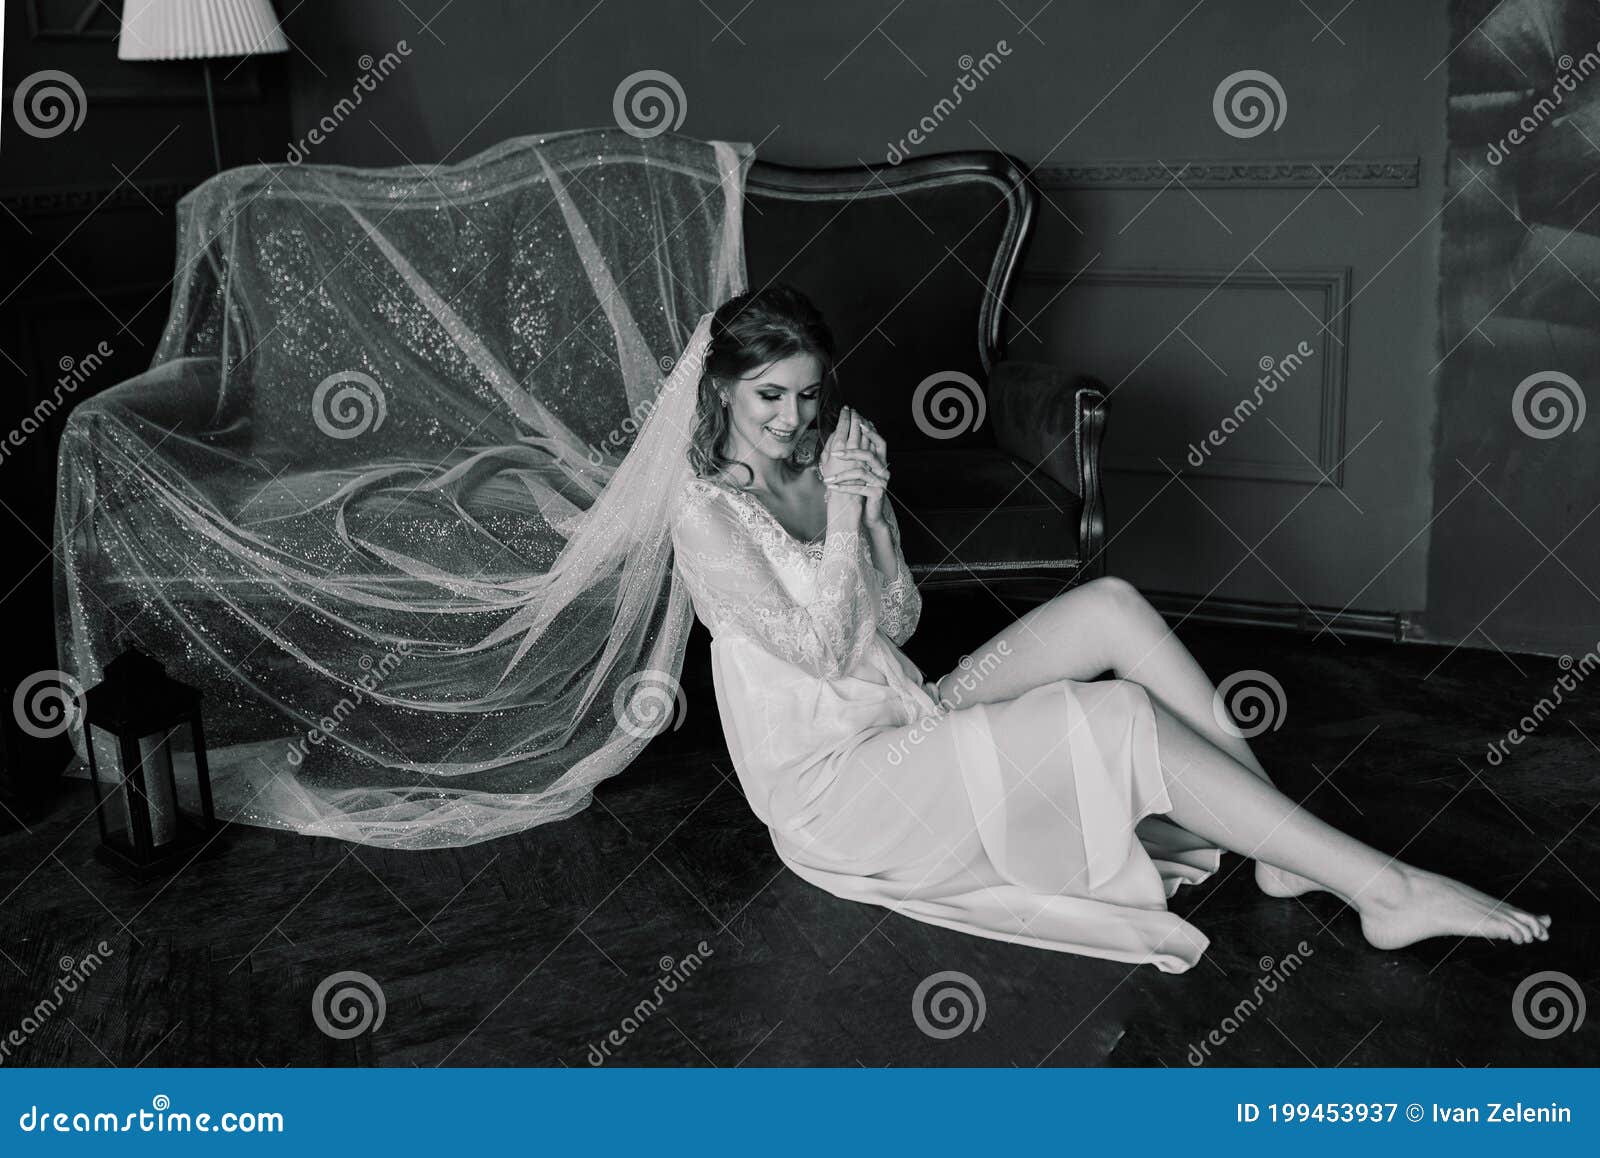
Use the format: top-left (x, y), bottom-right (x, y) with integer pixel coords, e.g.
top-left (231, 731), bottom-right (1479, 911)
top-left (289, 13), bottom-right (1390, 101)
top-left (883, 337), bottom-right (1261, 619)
top-left (743, 152), bottom-right (1105, 591)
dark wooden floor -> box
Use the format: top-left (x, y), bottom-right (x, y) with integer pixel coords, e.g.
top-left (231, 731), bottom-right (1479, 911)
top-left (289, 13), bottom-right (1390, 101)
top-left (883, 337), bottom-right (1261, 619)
top-left (2, 592), bottom-right (1596, 1066)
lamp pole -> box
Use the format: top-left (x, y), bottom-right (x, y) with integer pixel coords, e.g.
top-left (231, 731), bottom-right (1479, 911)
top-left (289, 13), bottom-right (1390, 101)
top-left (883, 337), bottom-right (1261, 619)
top-left (202, 59), bottom-right (223, 173)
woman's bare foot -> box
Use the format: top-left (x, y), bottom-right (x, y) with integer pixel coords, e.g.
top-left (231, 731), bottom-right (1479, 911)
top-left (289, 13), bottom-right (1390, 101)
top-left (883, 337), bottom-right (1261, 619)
top-left (1255, 861), bottom-right (1333, 899)
top-left (1357, 864), bottom-right (1552, 950)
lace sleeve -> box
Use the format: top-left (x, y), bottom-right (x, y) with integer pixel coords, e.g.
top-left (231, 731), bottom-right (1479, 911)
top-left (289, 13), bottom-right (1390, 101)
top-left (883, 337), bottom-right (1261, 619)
top-left (671, 481), bottom-right (880, 679)
top-left (874, 497), bottom-right (922, 647)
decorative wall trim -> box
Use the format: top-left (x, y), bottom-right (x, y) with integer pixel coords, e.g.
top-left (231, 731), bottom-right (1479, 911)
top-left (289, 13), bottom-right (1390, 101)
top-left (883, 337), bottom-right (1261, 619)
top-left (1, 75), bottom-right (267, 105)
top-left (1143, 590), bottom-right (1413, 642)
top-left (26, 0), bottom-right (117, 40)
top-left (1035, 155), bottom-right (1419, 190)
top-left (1, 178), bottom-right (196, 218)
top-left (1018, 265), bottom-right (1353, 487)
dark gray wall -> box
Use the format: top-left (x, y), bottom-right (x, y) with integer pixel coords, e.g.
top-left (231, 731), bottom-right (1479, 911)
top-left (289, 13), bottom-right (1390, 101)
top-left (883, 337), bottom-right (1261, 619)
top-left (0, 0), bottom-right (291, 728)
top-left (265, 0), bottom-right (1593, 658)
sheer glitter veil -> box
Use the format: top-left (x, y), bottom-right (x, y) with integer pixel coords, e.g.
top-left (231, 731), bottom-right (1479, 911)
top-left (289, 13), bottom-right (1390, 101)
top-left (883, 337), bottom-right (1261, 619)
top-left (54, 129), bottom-right (751, 848)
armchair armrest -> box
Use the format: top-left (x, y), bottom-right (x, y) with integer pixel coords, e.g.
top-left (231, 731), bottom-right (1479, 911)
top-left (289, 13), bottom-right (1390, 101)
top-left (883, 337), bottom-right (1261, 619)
top-left (988, 360), bottom-right (1108, 579)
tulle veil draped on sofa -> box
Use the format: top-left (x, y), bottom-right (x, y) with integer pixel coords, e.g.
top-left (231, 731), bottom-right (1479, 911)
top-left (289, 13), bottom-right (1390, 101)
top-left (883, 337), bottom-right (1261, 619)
top-left (54, 129), bottom-right (753, 849)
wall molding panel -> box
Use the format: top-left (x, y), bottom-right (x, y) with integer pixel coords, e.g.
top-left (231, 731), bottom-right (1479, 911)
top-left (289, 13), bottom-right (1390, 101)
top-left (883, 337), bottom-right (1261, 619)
top-left (1017, 265), bottom-right (1354, 486)
top-left (1034, 155), bottom-right (1419, 190)
top-left (1, 178), bottom-right (195, 218)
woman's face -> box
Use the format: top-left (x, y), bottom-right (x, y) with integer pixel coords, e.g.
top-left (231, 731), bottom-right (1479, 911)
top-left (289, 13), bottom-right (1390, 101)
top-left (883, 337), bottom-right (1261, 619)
top-left (722, 352), bottom-right (822, 461)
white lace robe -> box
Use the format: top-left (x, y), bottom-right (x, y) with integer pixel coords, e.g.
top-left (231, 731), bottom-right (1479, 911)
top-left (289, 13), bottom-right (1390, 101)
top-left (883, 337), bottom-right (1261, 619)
top-left (669, 475), bottom-right (1225, 973)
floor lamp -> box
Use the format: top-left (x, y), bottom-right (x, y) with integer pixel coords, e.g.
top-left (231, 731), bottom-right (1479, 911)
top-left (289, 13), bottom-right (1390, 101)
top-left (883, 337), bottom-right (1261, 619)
top-left (117, 0), bottom-right (289, 173)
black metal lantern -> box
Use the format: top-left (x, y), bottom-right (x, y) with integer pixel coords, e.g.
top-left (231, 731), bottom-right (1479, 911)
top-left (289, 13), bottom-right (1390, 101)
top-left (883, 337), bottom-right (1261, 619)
top-left (83, 648), bottom-right (217, 879)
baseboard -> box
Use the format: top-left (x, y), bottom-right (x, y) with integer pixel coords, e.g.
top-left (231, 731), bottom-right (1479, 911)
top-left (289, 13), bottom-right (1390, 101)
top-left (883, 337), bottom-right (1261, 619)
top-left (1141, 590), bottom-right (1413, 643)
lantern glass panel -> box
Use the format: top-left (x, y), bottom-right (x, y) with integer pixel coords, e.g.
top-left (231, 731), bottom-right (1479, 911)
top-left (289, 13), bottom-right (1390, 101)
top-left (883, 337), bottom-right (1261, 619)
top-left (88, 722), bottom-right (186, 849)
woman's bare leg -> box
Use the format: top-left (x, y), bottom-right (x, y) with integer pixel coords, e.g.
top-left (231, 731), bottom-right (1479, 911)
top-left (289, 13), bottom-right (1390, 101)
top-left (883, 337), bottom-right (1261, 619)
top-left (1147, 695), bottom-right (1551, 948)
top-left (1090, 578), bottom-right (1328, 897)
top-left (936, 577), bottom-right (1324, 897)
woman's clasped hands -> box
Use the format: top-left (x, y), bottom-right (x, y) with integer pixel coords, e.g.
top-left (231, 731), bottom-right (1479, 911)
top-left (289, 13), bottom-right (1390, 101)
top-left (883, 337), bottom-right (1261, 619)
top-left (818, 405), bottom-right (891, 526)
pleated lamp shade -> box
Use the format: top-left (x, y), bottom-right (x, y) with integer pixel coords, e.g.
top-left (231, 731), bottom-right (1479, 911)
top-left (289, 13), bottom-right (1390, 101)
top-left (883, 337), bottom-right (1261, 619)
top-left (117, 0), bottom-right (289, 61)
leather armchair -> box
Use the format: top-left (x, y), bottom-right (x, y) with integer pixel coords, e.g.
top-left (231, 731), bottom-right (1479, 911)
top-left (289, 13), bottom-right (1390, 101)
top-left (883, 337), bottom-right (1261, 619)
top-left (744, 150), bottom-right (1108, 598)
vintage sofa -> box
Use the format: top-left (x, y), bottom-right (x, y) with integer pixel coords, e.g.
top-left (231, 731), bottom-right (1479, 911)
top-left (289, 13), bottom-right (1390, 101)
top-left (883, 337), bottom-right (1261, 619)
top-left (59, 145), bottom-right (1110, 655)
top-left (745, 150), bottom-right (1108, 596)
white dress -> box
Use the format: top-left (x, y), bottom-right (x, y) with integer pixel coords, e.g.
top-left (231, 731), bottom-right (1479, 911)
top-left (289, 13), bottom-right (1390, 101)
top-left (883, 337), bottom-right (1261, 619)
top-left (668, 475), bottom-right (1224, 973)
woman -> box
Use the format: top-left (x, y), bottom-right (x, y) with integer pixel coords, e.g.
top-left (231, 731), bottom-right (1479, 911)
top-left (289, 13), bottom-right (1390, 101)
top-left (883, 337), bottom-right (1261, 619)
top-left (667, 284), bottom-right (1551, 973)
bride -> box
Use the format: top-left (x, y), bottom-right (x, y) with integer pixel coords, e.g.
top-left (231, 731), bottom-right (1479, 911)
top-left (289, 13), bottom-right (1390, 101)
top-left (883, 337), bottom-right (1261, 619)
top-left (667, 283), bottom-right (1552, 973)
